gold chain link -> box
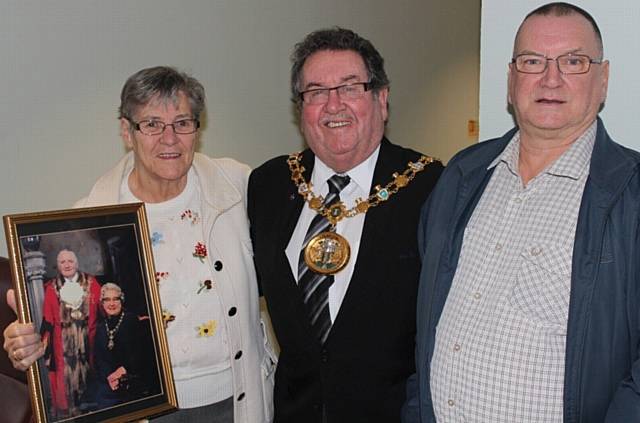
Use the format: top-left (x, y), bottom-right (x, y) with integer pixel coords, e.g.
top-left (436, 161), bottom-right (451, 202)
top-left (287, 152), bottom-right (438, 226)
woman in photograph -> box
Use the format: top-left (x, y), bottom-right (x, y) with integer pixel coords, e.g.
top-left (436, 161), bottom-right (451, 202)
top-left (94, 283), bottom-right (156, 408)
top-left (4, 66), bottom-right (275, 423)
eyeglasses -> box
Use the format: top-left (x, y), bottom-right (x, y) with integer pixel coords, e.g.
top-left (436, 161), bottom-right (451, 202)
top-left (512, 53), bottom-right (603, 75)
top-left (102, 297), bottom-right (122, 303)
top-left (127, 117), bottom-right (200, 136)
top-left (300, 81), bottom-right (371, 105)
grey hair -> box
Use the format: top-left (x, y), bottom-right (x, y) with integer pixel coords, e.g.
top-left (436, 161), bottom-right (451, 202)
top-left (100, 282), bottom-right (124, 303)
top-left (118, 66), bottom-right (206, 121)
top-left (290, 27), bottom-right (389, 108)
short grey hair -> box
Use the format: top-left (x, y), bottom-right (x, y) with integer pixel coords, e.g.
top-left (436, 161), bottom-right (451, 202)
top-left (118, 66), bottom-right (206, 121)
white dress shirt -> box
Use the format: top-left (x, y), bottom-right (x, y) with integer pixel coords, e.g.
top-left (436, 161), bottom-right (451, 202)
top-left (285, 146), bottom-right (380, 322)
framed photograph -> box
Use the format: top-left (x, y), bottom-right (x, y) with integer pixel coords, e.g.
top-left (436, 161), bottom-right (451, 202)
top-left (4, 203), bottom-right (177, 423)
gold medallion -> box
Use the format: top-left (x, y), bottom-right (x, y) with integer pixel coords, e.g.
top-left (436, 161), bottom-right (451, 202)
top-left (304, 232), bottom-right (351, 275)
top-left (288, 152), bottom-right (439, 276)
top-left (70, 309), bottom-right (84, 320)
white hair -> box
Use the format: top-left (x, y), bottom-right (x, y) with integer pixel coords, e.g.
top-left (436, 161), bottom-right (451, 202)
top-left (100, 282), bottom-right (125, 302)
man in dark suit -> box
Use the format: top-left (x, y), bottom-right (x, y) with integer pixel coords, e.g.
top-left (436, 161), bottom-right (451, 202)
top-left (248, 27), bottom-right (443, 423)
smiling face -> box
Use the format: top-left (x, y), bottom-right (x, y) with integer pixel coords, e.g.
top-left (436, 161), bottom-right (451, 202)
top-left (101, 289), bottom-right (123, 317)
top-left (121, 91), bottom-right (197, 201)
top-left (299, 50), bottom-right (389, 173)
top-left (508, 13), bottom-right (609, 142)
top-left (57, 250), bottom-right (78, 279)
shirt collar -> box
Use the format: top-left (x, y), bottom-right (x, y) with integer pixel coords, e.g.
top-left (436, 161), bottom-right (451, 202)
top-left (489, 133), bottom-right (520, 176)
top-left (64, 273), bottom-right (79, 284)
top-left (547, 121), bottom-right (596, 179)
top-left (312, 145), bottom-right (381, 195)
top-left (488, 120), bottom-right (597, 180)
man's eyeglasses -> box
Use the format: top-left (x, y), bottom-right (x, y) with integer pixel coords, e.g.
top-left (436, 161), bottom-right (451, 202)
top-left (127, 117), bottom-right (200, 136)
top-left (300, 81), bottom-right (371, 105)
top-left (512, 53), bottom-right (603, 75)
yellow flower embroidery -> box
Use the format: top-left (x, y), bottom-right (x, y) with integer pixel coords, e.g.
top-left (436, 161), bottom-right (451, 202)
top-left (162, 309), bottom-right (176, 328)
top-left (198, 320), bottom-right (217, 337)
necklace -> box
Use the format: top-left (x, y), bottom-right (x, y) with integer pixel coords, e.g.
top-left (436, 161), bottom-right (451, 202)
top-left (105, 312), bottom-right (125, 350)
top-left (288, 152), bottom-right (436, 274)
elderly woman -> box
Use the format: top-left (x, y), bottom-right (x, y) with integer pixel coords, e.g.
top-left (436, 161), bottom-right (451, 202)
top-left (3, 66), bottom-right (275, 423)
top-left (94, 283), bottom-right (157, 408)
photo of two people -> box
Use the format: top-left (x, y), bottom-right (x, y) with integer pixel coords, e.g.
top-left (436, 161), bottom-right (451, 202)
top-left (5, 205), bottom-right (176, 423)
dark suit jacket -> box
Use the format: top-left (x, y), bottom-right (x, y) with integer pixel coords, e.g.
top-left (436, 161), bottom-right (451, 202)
top-left (248, 138), bottom-right (443, 423)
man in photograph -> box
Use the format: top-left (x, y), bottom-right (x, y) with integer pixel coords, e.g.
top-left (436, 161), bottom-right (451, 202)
top-left (40, 248), bottom-right (101, 418)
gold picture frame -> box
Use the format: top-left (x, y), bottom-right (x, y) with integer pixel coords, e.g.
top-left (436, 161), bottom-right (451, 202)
top-left (4, 203), bottom-right (177, 423)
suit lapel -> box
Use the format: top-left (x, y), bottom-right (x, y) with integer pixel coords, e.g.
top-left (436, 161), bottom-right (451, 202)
top-left (277, 149), bottom-right (315, 284)
top-left (329, 140), bottom-right (400, 338)
top-left (350, 139), bottom-right (399, 280)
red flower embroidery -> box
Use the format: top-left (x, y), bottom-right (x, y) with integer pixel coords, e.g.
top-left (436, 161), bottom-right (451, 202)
top-left (193, 242), bottom-right (207, 263)
top-left (197, 279), bottom-right (213, 294)
top-left (180, 209), bottom-right (200, 224)
top-left (155, 271), bottom-right (169, 283)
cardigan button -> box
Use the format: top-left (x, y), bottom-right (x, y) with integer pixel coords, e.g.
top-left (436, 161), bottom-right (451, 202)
top-left (235, 350), bottom-right (243, 360)
top-left (214, 261), bottom-right (223, 271)
top-left (228, 307), bottom-right (237, 316)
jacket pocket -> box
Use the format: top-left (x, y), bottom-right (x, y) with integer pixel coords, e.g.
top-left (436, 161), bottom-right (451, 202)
top-left (508, 244), bottom-right (571, 334)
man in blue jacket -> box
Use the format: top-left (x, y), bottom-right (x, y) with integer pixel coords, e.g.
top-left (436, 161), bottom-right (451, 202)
top-left (404, 2), bottom-right (640, 422)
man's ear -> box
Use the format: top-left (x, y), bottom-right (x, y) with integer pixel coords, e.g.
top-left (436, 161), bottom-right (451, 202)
top-left (507, 63), bottom-right (515, 105)
top-left (599, 60), bottom-right (610, 105)
top-left (376, 87), bottom-right (390, 122)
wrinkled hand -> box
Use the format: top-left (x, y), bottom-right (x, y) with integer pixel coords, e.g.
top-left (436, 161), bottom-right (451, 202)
top-left (107, 366), bottom-right (127, 391)
top-left (2, 289), bottom-right (45, 371)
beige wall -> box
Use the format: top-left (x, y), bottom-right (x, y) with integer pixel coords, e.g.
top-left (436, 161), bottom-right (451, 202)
top-left (0, 0), bottom-right (480, 257)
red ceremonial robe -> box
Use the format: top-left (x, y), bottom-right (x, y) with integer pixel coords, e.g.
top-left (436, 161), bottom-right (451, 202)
top-left (41, 273), bottom-right (100, 417)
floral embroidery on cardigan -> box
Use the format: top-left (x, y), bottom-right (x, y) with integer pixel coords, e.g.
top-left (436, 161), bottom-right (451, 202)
top-left (193, 242), bottom-right (207, 263)
top-left (155, 271), bottom-right (170, 284)
top-left (180, 209), bottom-right (200, 225)
top-left (151, 231), bottom-right (164, 246)
top-left (162, 309), bottom-right (176, 328)
top-left (197, 320), bottom-right (217, 337)
top-left (197, 279), bottom-right (213, 294)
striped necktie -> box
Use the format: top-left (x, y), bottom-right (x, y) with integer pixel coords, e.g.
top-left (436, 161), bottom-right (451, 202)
top-left (298, 174), bottom-right (351, 344)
